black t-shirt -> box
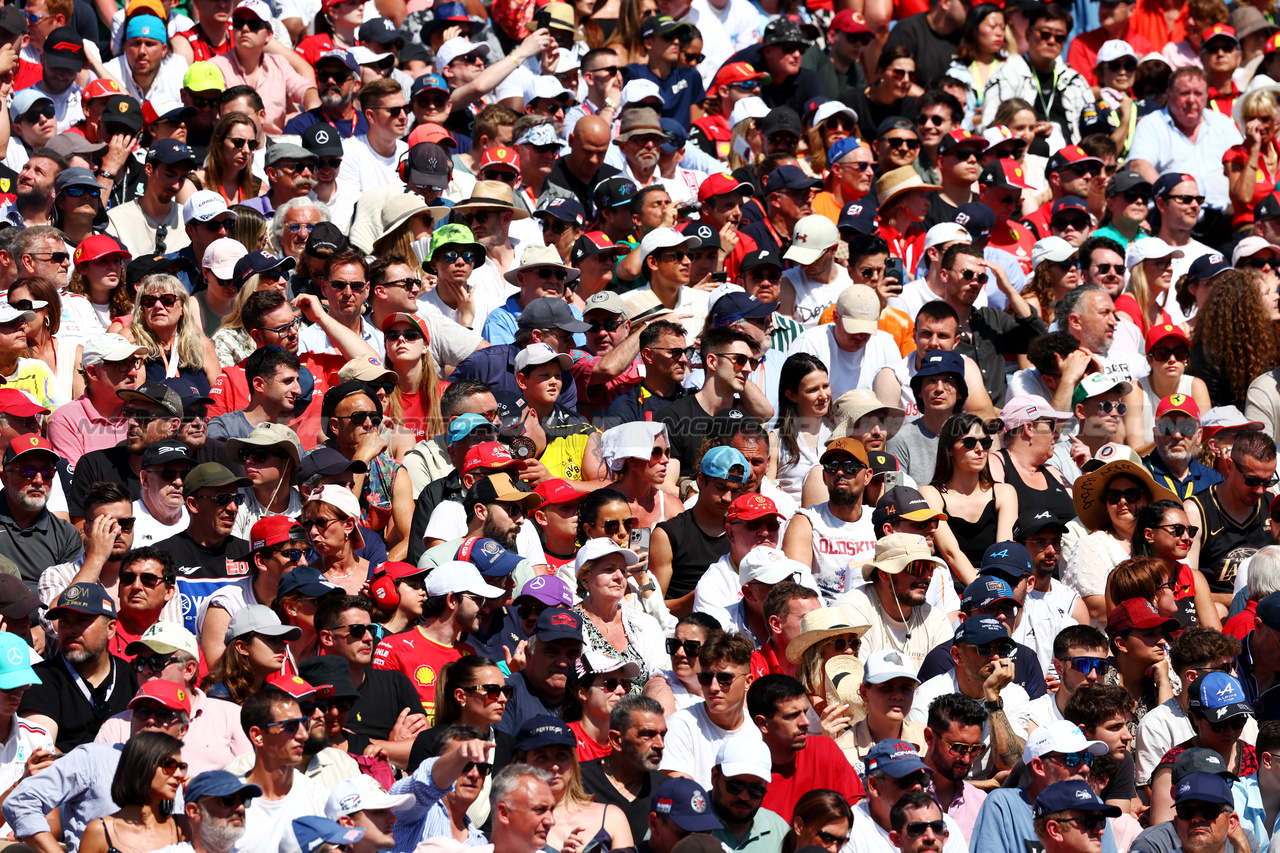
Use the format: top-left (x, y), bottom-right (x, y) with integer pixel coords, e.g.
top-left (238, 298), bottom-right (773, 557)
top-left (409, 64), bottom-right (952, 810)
top-left (654, 394), bottom-right (716, 476)
top-left (759, 69), bottom-right (826, 112)
top-left (544, 160), bottom-right (620, 220)
top-left (844, 89), bottom-right (920, 144)
top-left (69, 443), bottom-right (139, 518)
top-left (581, 759), bottom-right (668, 844)
top-left (922, 189), bottom-right (977, 232)
top-left (20, 654), bottom-right (139, 753)
top-left (603, 383), bottom-right (690, 430)
top-left (349, 667), bottom-right (425, 741)
top-left (408, 724), bottom-right (514, 773)
top-left (881, 13), bottom-right (962, 86)
top-left (155, 530), bottom-right (252, 580)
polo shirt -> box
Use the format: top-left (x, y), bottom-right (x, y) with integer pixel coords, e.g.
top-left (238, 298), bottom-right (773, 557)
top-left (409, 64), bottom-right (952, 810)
top-left (494, 670), bottom-right (563, 735)
top-left (1143, 451), bottom-right (1223, 500)
top-left (0, 497), bottom-right (83, 591)
top-left (1128, 108), bottom-right (1243, 211)
top-left (623, 63), bottom-right (705, 127)
top-left (713, 808), bottom-right (791, 853)
top-left (46, 396), bottom-right (128, 468)
top-left (970, 788), bottom-right (1119, 853)
top-left (0, 715), bottom-right (52, 837)
top-left (18, 655), bottom-right (138, 753)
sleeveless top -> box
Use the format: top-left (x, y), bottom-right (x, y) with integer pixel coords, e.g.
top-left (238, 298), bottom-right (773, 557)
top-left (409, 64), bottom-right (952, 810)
top-left (1189, 485), bottom-right (1271, 595)
top-left (999, 448), bottom-right (1076, 524)
top-left (941, 490), bottom-right (999, 566)
top-left (656, 511), bottom-right (730, 600)
top-left (775, 423), bottom-right (831, 502)
top-left (797, 502), bottom-right (877, 598)
top-left (1138, 374), bottom-right (1194, 447)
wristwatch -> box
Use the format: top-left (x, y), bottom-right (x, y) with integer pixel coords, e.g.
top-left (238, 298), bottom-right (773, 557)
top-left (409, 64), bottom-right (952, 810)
top-left (984, 697), bottom-right (1004, 712)
top-left (638, 581), bottom-right (657, 592)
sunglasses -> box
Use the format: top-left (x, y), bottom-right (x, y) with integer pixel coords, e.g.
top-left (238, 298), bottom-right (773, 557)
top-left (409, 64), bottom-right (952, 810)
top-left (696, 671), bottom-right (742, 687)
top-left (7, 465), bottom-right (53, 480)
top-left (334, 623), bottom-right (374, 639)
top-left (541, 219), bottom-right (576, 235)
top-left (738, 517), bottom-right (780, 533)
top-left (888, 771), bottom-right (931, 789)
top-left (650, 446), bottom-right (671, 462)
top-left (120, 570), bottom-right (165, 588)
top-left (1157, 419), bottom-right (1198, 437)
top-left (728, 80), bottom-right (760, 90)
top-left (588, 317), bottom-right (624, 334)
top-left (374, 104), bottom-right (409, 118)
top-left (27, 251), bottom-right (70, 264)
top-left (1035, 28), bottom-right (1067, 42)
top-left (273, 549), bottom-right (305, 562)
top-left (22, 104), bottom-right (55, 123)
top-left (334, 411), bottom-right (377, 427)
top-left (1246, 257), bottom-right (1279, 270)
top-left (957, 268), bottom-right (989, 284)
top-left (199, 492), bottom-right (240, 507)
top-left (749, 269), bottom-right (782, 283)
top-left (227, 137), bottom-right (260, 151)
top-left (1064, 656), bottom-right (1112, 676)
top-left (64, 186), bottom-right (101, 199)
top-left (460, 683), bottom-right (515, 700)
top-left (966, 641), bottom-right (1015, 656)
top-left (1176, 803), bottom-right (1228, 821)
top-left (265, 716), bottom-right (310, 734)
top-left (884, 137), bottom-right (921, 150)
top-left (1156, 523), bottom-right (1198, 538)
top-left (905, 821), bottom-right (947, 838)
top-left (597, 517), bottom-right (638, 535)
top-left (666, 638), bottom-right (701, 657)
top-left (518, 601), bottom-right (548, 621)
top-left (1057, 814), bottom-right (1107, 832)
top-left (232, 15), bottom-right (271, 29)
top-left (718, 352), bottom-right (762, 370)
top-left (134, 707), bottom-right (182, 727)
top-left (379, 277), bottom-right (421, 292)
top-left (944, 741), bottom-right (986, 757)
top-left (825, 636), bottom-right (859, 653)
top-left (593, 677), bottom-right (636, 693)
top-left (1091, 400), bottom-right (1127, 415)
top-left (286, 222), bottom-right (317, 235)
top-left (1047, 752), bottom-right (1094, 768)
top-left (823, 460), bottom-right (866, 476)
top-left (917, 114), bottom-right (946, 126)
top-left (533, 267), bottom-right (569, 282)
top-left (1150, 346), bottom-right (1189, 362)
top-left (239, 449), bottom-right (285, 465)
top-left (1104, 487), bottom-right (1145, 505)
top-left (132, 654), bottom-right (179, 673)
top-left (1104, 58), bottom-right (1137, 73)
top-left (462, 761), bottom-right (493, 777)
top-left (1205, 715), bottom-right (1248, 733)
top-left (724, 778), bottom-right (768, 798)
top-left (479, 169), bottom-right (518, 182)
top-left (958, 436), bottom-right (993, 451)
top-left (385, 329), bottom-right (424, 343)
top-left (141, 294), bottom-right (179, 309)
top-left (1244, 474), bottom-right (1280, 488)
top-left (440, 249), bottom-right (478, 265)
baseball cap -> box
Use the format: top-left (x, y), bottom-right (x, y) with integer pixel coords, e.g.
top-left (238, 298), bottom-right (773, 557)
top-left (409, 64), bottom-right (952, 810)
top-left (515, 342), bottom-right (572, 374)
top-left (1175, 772), bottom-right (1235, 806)
top-left (711, 61), bottom-right (769, 89)
top-left (1046, 145), bottom-right (1103, 174)
top-left (1152, 172), bottom-right (1200, 200)
top-left (938, 129), bottom-right (987, 156)
top-left (203, 238), bottom-right (248, 279)
top-left (1031, 237), bottom-right (1077, 270)
top-left (129, 679), bottom-right (192, 714)
top-left (296, 447), bottom-right (367, 484)
top-left (445, 413), bottom-right (494, 447)
top-left (764, 164), bottom-right (821, 195)
top-left (1022, 719), bottom-right (1109, 763)
top-left (516, 575), bottom-right (574, 608)
top-left (863, 649), bottom-right (919, 685)
top-left (1106, 597), bottom-right (1181, 637)
top-left (954, 615), bottom-right (1013, 648)
top-left (182, 62), bottom-right (224, 92)
top-left (139, 439), bottom-right (194, 469)
top-left (580, 650), bottom-right (642, 682)
top-left (865, 739), bottom-right (932, 777)
top-left (146, 139), bottom-right (197, 167)
top-left (1071, 372), bottom-right (1134, 406)
top-left (531, 606), bottom-right (583, 642)
top-left (73, 234), bottom-right (130, 267)
top-left (1, 434), bottom-right (54, 467)
top-left (737, 546), bottom-right (806, 586)
top-left (726, 494), bottom-right (784, 525)
top-left (650, 778), bottom-right (723, 831)
top-left (1155, 393), bottom-right (1200, 421)
top-left (979, 541), bottom-right (1035, 579)
top-left (0, 633), bottom-right (38, 690)
top-left (292, 817), bottom-right (364, 853)
top-left (1127, 236), bottom-right (1185, 270)
top-left (961, 576), bottom-right (1018, 611)
top-left (869, 486), bottom-right (946, 532)
top-left (1000, 395), bottom-right (1072, 431)
top-left (81, 331), bottom-right (148, 368)
top-left (182, 462), bottom-right (250, 497)
top-left (101, 95), bottom-right (143, 133)
top-left (325, 774), bottom-right (413, 819)
top-left (1187, 671), bottom-right (1253, 722)
top-left (0, 575), bottom-right (38, 621)
top-left (574, 538), bottom-right (640, 576)
top-left (249, 515), bottom-right (307, 554)
top-left (425, 560), bottom-right (507, 599)
top-left (225, 604), bottom-right (303, 644)
top-left (716, 738), bottom-right (772, 783)
top-left (1105, 169), bottom-right (1151, 198)
top-left (125, 622), bottom-right (200, 659)
top-left (1051, 196), bottom-right (1090, 220)
top-left (43, 28), bottom-right (85, 71)
top-left (277, 567), bottom-right (342, 599)
top-left (456, 536), bottom-right (524, 578)
top-left (1033, 780), bottom-right (1123, 818)
top-left (517, 297), bottom-right (591, 333)
top-left (141, 99), bottom-right (196, 128)
top-left (47, 582), bottom-right (116, 620)
top-left (637, 227), bottom-right (701, 269)
top-left (462, 443), bottom-right (518, 477)
top-left (1012, 509), bottom-right (1068, 541)
top-left (834, 284), bottom-right (879, 335)
top-left (980, 158), bottom-right (1036, 192)
top-left (0, 389), bottom-right (47, 419)
top-left (185, 771), bottom-right (262, 804)
top-left (1174, 748), bottom-right (1237, 781)
top-left (302, 123), bottom-right (344, 159)
top-left (699, 446), bottom-right (749, 482)
top-left (1200, 406), bottom-right (1264, 439)
top-left (783, 215), bottom-right (838, 265)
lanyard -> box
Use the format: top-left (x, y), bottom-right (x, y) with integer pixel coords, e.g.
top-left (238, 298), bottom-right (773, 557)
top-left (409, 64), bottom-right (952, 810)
top-left (62, 655), bottom-right (115, 719)
top-left (1028, 58), bottom-right (1060, 121)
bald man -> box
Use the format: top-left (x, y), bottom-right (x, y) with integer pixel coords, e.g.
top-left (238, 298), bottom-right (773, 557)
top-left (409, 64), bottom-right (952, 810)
top-left (544, 114), bottom-right (621, 218)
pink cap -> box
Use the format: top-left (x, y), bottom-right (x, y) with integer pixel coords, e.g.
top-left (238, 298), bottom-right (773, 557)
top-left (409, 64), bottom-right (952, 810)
top-left (1000, 394), bottom-right (1072, 431)
top-left (203, 237), bottom-right (248, 279)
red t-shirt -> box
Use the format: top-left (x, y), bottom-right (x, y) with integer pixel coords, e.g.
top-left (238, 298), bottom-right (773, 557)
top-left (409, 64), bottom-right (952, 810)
top-left (397, 389), bottom-right (429, 443)
top-left (295, 34), bottom-right (338, 68)
top-left (761, 735), bottom-right (866, 822)
top-left (13, 59), bottom-right (41, 92)
top-left (1022, 202), bottom-right (1052, 241)
top-left (208, 350), bottom-right (348, 449)
top-left (372, 627), bottom-right (474, 718)
top-left (749, 642), bottom-right (786, 681)
top-left (175, 25), bottom-right (233, 61)
top-left (1223, 142), bottom-right (1278, 228)
top-left (724, 230), bottom-right (758, 283)
top-left (569, 720), bottom-right (612, 762)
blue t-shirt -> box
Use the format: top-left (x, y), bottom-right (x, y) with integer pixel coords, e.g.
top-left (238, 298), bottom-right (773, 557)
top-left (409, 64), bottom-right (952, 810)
top-left (971, 788), bottom-right (1119, 853)
top-left (622, 64), bottom-right (705, 127)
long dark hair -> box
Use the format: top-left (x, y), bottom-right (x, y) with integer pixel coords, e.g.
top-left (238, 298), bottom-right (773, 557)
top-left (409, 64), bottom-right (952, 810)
top-left (1131, 499), bottom-right (1184, 558)
top-left (930, 413), bottom-right (995, 489)
top-left (111, 731), bottom-right (184, 808)
top-left (434, 654), bottom-right (502, 727)
top-left (575, 487), bottom-right (630, 548)
top-left (956, 3), bottom-right (1007, 63)
top-left (776, 353), bottom-right (829, 468)
top-left (782, 790), bottom-right (854, 853)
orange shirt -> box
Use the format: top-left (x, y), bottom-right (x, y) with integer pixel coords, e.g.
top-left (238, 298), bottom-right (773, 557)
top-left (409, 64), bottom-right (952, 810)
top-left (812, 191), bottom-right (844, 227)
top-left (371, 627), bottom-right (475, 717)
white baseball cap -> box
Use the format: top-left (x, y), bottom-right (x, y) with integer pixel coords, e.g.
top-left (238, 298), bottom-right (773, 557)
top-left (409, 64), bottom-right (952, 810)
top-left (783, 215), bottom-right (838, 265)
top-left (82, 332), bottom-right (147, 366)
top-left (523, 75), bottom-right (577, 107)
top-left (1096, 39), bottom-right (1138, 64)
top-left (325, 775), bottom-right (413, 819)
top-left (923, 221), bottom-right (971, 253)
top-left (574, 537), bottom-right (640, 575)
top-left (580, 650), bottom-right (642, 680)
top-left (351, 45), bottom-right (393, 66)
top-left (434, 37), bottom-right (490, 73)
top-left (1022, 720), bottom-right (1108, 763)
top-left (234, 0), bottom-right (271, 20)
top-left (203, 237), bottom-right (248, 278)
top-left (1032, 236), bottom-right (1077, 269)
top-left (514, 342), bottom-right (572, 374)
top-left (619, 79), bottom-right (662, 112)
top-left (127, 622), bottom-right (200, 659)
top-left (637, 227), bottom-right (700, 267)
top-left (1126, 236), bottom-right (1184, 270)
top-left (182, 189), bottom-right (233, 223)
top-left (813, 100), bottom-right (858, 129)
top-left (0, 304), bottom-right (35, 326)
top-left (863, 649), bottom-right (920, 685)
top-left (738, 546), bottom-right (804, 586)
top-left (1233, 234), bottom-right (1276, 266)
top-left (835, 284), bottom-right (879, 335)
top-left (729, 96), bottom-right (769, 129)
top-left (425, 561), bottom-right (506, 598)
top-left (716, 737), bottom-right (772, 783)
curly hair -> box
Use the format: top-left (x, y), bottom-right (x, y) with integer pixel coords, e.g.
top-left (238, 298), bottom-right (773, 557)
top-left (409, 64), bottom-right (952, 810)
top-left (1190, 268), bottom-right (1280, 405)
top-left (1025, 260), bottom-right (1061, 324)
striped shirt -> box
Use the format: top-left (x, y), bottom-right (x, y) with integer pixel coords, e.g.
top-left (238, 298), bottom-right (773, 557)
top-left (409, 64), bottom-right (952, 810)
top-left (389, 756), bottom-right (488, 850)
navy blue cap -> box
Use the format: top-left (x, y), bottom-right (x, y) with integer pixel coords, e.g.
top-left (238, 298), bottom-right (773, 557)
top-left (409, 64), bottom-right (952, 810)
top-left (514, 715), bottom-right (577, 752)
top-left (980, 541), bottom-right (1034, 578)
top-left (1187, 252), bottom-right (1231, 281)
top-left (162, 377), bottom-right (213, 410)
top-left (232, 250), bottom-right (296, 289)
top-left (184, 770), bottom-right (262, 803)
top-left (764, 165), bottom-right (822, 194)
top-left (914, 350), bottom-right (965, 380)
top-left (954, 615), bottom-right (1012, 647)
top-left (651, 777), bottom-right (724, 831)
top-left (961, 576), bottom-right (1017, 610)
top-left (956, 202), bottom-right (995, 241)
top-left (865, 739), bottom-right (933, 777)
top-left (456, 536), bottom-right (523, 577)
top-left (1152, 172), bottom-right (1199, 200)
top-left (277, 566), bottom-right (341, 598)
top-left (315, 49), bottom-right (359, 76)
top-left (682, 219), bottom-right (719, 251)
top-left (146, 138), bottom-right (197, 167)
top-left (47, 582), bottom-right (116, 619)
top-left (297, 446), bottom-right (366, 483)
top-left (660, 118), bottom-right (689, 152)
top-left (1258, 591), bottom-right (1280, 631)
top-left (1174, 772), bottom-right (1235, 806)
top-left (712, 291), bottom-right (777, 325)
top-left (532, 606), bottom-right (583, 642)
top-left (838, 198), bottom-right (877, 236)
top-left (358, 16), bottom-right (404, 45)
top-left (1187, 671), bottom-right (1253, 722)
top-left (1033, 780), bottom-right (1123, 818)
top-left (1051, 196), bottom-right (1090, 219)
top-left (292, 816), bottom-right (364, 853)
top-left (535, 196), bottom-right (586, 227)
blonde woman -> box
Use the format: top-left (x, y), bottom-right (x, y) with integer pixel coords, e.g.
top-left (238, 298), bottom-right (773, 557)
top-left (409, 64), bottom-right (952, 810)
top-left (194, 114), bottom-right (263, 206)
top-left (115, 274), bottom-right (220, 392)
top-left (1116, 238), bottom-right (1183, 337)
top-left (785, 606), bottom-right (871, 734)
top-left (371, 195), bottom-right (433, 278)
top-left (381, 311), bottom-right (444, 460)
top-left (1227, 87), bottom-right (1280, 233)
top-left (212, 253), bottom-right (294, 368)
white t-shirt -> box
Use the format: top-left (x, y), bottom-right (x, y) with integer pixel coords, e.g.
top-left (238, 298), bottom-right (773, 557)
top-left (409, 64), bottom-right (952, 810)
top-left (240, 770), bottom-right (328, 853)
top-left (1028, 579), bottom-right (1082, 622)
top-left (692, 550), bottom-right (820, 630)
top-left (899, 277), bottom-right (987, 320)
top-left (705, 0), bottom-right (760, 50)
top-left (418, 259), bottom-right (514, 337)
top-left (104, 53), bottom-right (190, 104)
top-left (421, 500), bottom-right (547, 567)
top-left (36, 83), bottom-right (84, 133)
top-left (131, 498), bottom-right (189, 547)
top-left (906, 671), bottom-right (1029, 779)
top-left (795, 502), bottom-right (876, 598)
top-left (657, 700), bottom-right (764, 789)
top-left (791, 326), bottom-right (901, 401)
top-left (1011, 596), bottom-right (1072, 678)
top-left (784, 265), bottom-right (851, 328)
top-left (847, 799), bottom-right (970, 853)
top-left (58, 292), bottom-right (104, 346)
top-left (1016, 692), bottom-right (1065, 734)
top-left (339, 134), bottom-right (409, 196)
top-left (196, 575), bottom-right (258, 639)
top-left (836, 585), bottom-right (955, 674)
top-left (0, 715), bottom-right (54, 836)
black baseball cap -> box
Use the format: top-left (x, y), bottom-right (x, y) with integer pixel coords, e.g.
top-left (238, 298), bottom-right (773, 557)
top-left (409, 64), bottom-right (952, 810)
top-left (118, 380), bottom-right (183, 418)
top-left (1105, 169), bottom-right (1151, 198)
top-left (408, 142), bottom-right (451, 190)
top-left (762, 17), bottom-right (808, 47)
top-left (305, 222), bottom-right (348, 256)
top-left (0, 7), bottom-right (28, 35)
top-left (681, 219), bottom-right (719, 251)
top-left (593, 176), bottom-right (637, 210)
top-left (140, 439), bottom-right (195, 469)
top-left (102, 95), bottom-right (144, 133)
top-left (302, 122), bottom-right (343, 158)
top-left (739, 248), bottom-right (783, 275)
top-left (759, 107), bottom-right (802, 138)
top-left (638, 14), bottom-right (692, 40)
top-left (43, 28), bottom-right (85, 72)
top-left (297, 447), bottom-right (367, 483)
top-left (1013, 508), bottom-right (1068, 540)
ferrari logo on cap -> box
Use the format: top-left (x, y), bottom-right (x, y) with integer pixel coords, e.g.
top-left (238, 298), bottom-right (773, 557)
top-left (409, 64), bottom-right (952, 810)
top-left (28, 438), bottom-right (38, 446)
top-left (1170, 394), bottom-right (1188, 405)
top-left (176, 689), bottom-right (186, 702)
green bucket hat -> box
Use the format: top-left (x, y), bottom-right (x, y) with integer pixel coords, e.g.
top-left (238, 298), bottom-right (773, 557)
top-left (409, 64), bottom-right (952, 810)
top-left (428, 223), bottom-right (487, 266)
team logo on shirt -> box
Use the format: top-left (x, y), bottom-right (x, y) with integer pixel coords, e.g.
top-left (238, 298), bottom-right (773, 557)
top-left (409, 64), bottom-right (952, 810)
top-left (414, 665), bottom-right (437, 686)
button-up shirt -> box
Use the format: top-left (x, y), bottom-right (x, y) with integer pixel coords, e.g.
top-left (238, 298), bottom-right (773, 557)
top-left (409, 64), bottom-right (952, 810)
top-left (2, 742), bottom-right (120, 852)
top-left (210, 50), bottom-right (315, 135)
top-left (929, 778), bottom-right (988, 844)
top-left (389, 755), bottom-right (487, 850)
top-left (1129, 108), bottom-right (1243, 211)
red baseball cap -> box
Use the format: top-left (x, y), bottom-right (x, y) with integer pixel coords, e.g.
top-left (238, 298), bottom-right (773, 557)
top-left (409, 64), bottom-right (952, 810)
top-left (829, 9), bottom-right (871, 35)
top-left (1202, 23), bottom-right (1239, 45)
top-left (712, 61), bottom-right (769, 89)
top-left (1155, 393), bottom-right (1200, 421)
top-left (462, 442), bottom-right (517, 476)
top-left (698, 172), bottom-right (753, 203)
top-left (534, 478), bottom-right (587, 507)
top-left (380, 561), bottom-right (428, 581)
top-left (129, 680), bottom-right (192, 714)
top-left (1106, 597), bottom-right (1180, 637)
top-left (1266, 31), bottom-right (1280, 54)
top-left (407, 122), bottom-right (456, 148)
top-left (1047, 144), bottom-right (1103, 174)
top-left (266, 673), bottom-right (319, 700)
top-left (2, 434), bottom-right (54, 465)
top-left (980, 158), bottom-right (1036, 191)
top-left (1144, 322), bottom-right (1189, 352)
top-left (250, 515), bottom-right (306, 553)
top-left (83, 78), bottom-right (125, 101)
top-left (726, 493), bottom-right (784, 523)
top-left (479, 146), bottom-right (520, 171)
top-left (73, 234), bottom-right (130, 266)
top-left (380, 312), bottom-right (428, 339)
top-left (0, 390), bottom-right (48, 419)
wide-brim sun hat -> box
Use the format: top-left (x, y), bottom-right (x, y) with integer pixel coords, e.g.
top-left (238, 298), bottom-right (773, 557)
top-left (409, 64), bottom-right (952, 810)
top-left (876, 166), bottom-right (940, 209)
top-left (1073, 459), bottom-right (1181, 532)
top-left (785, 605), bottom-right (871, 663)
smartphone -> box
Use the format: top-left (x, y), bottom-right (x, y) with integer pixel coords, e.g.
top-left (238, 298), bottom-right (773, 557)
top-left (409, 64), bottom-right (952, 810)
top-left (630, 527), bottom-right (651, 551)
top-left (882, 470), bottom-right (903, 491)
top-left (710, 271), bottom-right (728, 283)
top-left (884, 257), bottom-right (904, 290)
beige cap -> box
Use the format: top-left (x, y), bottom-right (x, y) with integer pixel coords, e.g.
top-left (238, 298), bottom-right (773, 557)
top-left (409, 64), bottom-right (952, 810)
top-left (836, 284), bottom-right (879, 335)
top-left (861, 531), bottom-right (948, 580)
top-left (338, 357), bottom-right (396, 384)
top-left (582, 290), bottom-right (630, 318)
top-left (784, 214), bottom-right (838, 265)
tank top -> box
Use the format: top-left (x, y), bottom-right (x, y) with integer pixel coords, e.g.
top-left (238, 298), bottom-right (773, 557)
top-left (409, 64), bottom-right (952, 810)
top-left (999, 448), bottom-right (1076, 524)
top-left (656, 511), bottom-right (730, 600)
top-left (1190, 485), bottom-right (1271, 595)
top-left (941, 490), bottom-right (999, 567)
top-left (797, 502), bottom-right (877, 598)
top-left (775, 424), bottom-right (831, 502)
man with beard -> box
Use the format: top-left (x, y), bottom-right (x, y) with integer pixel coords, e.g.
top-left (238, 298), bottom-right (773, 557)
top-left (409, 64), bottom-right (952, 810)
top-left (581, 695), bottom-right (670, 843)
top-left (3, 147), bottom-right (62, 227)
top-left (890, 792), bottom-right (957, 853)
top-left (239, 143), bottom-right (319, 218)
top-left (326, 773), bottom-right (411, 853)
top-left (783, 438), bottom-right (876, 598)
top-left (1146, 393), bottom-right (1222, 500)
top-left (1057, 284), bottom-right (1146, 386)
top-left (173, 771), bottom-right (264, 853)
top-left (0, 434), bottom-right (81, 593)
top-left (850, 740), bottom-right (968, 853)
top-left (1015, 509), bottom-right (1087, 624)
top-left (20, 580), bottom-right (138, 751)
top-left (106, 139), bottom-right (197, 257)
top-left (707, 737), bottom-right (788, 849)
top-left (416, 471), bottom-right (543, 568)
top-left (340, 78), bottom-right (407, 196)
top-left (153, 462), bottom-right (251, 581)
top-left (284, 50), bottom-right (367, 138)
top-left (603, 320), bottom-right (689, 429)
top-left (371, 561), bottom-right (501, 718)
top-left (922, 694), bottom-right (990, 840)
top-left (496, 606), bottom-right (583, 735)
top-left (748, 674), bottom-right (866, 820)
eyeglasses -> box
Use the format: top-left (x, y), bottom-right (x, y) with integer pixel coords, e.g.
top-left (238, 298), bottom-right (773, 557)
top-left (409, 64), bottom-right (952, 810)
top-left (884, 137), bottom-right (921, 151)
top-left (1156, 523), bottom-right (1198, 538)
top-left (1104, 487), bottom-right (1145, 505)
top-left (334, 411), bottom-right (377, 427)
top-left (1064, 656), bottom-right (1112, 676)
top-left (717, 352), bottom-right (761, 370)
top-left (259, 318), bottom-right (299, 336)
top-left (666, 638), bottom-right (701, 657)
top-left (723, 778), bottom-right (768, 798)
top-left (385, 328), bottom-right (424, 343)
top-left (1034, 28), bottom-right (1067, 42)
top-left (460, 683), bottom-right (515, 700)
top-left (200, 493), bottom-right (240, 507)
top-left (334, 623), bottom-right (374, 639)
top-left (823, 460), bottom-right (866, 476)
top-left (7, 465), bottom-right (53, 481)
top-left (1157, 419), bottom-right (1198, 437)
top-left (696, 671), bottom-right (743, 687)
top-left (232, 15), bottom-right (271, 29)
top-left (1047, 752), bottom-right (1095, 768)
top-left (1246, 257), bottom-right (1280, 270)
top-left (132, 654), bottom-right (179, 673)
top-left (440, 249), bottom-right (478, 265)
top-left (1166, 194), bottom-right (1204, 205)
top-left (956, 268), bottom-right (989, 285)
top-left (227, 137), bottom-right (260, 151)
top-left (64, 186), bottom-right (101, 198)
top-left (958, 436), bottom-right (993, 451)
top-left (1056, 814), bottom-right (1107, 832)
top-left (265, 716), bottom-right (310, 734)
top-left (597, 517), bottom-right (638, 535)
top-left (1244, 474), bottom-right (1280, 488)
top-left (1176, 803), bottom-right (1228, 821)
top-left (944, 741), bottom-right (987, 758)
top-left (120, 570), bottom-right (165, 588)
top-left (141, 294), bottom-right (179, 309)
top-left (1150, 346), bottom-right (1190, 362)
top-left (905, 821), bottom-right (947, 838)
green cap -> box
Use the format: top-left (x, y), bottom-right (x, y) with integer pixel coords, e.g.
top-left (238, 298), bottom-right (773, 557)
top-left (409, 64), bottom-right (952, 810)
top-left (182, 462), bottom-right (251, 498)
top-left (1071, 372), bottom-right (1135, 407)
top-left (428, 223), bottom-right (487, 266)
top-left (183, 61), bottom-right (225, 93)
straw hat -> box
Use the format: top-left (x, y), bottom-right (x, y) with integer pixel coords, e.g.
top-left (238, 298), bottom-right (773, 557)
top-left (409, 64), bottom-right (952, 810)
top-left (824, 655), bottom-right (868, 727)
top-left (431, 180), bottom-right (531, 223)
top-left (826, 389), bottom-right (906, 443)
top-left (1073, 458), bottom-right (1180, 532)
top-left (504, 244), bottom-right (581, 286)
top-left (876, 166), bottom-right (940, 209)
top-left (375, 194), bottom-right (431, 243)
top-left (785, 606), bottom-right (871, 663)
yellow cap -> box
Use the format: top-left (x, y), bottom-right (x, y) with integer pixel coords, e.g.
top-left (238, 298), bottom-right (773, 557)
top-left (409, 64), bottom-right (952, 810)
top-left (182, 61), bottom-right (225, 93)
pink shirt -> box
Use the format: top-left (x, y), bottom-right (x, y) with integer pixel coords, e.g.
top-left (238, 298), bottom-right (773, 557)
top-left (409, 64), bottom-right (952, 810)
top-left (211, 51), bottom-right (314, 135)
top-left (47, 395), bottom-right (129, 467)
top-left (94, 688), bottom-right (254, 775)
top-left (931, 779), bottom-right (987, 843)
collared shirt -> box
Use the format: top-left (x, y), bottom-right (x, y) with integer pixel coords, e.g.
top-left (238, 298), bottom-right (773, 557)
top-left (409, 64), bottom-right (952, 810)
top-left (1128, 108), bottom-right (1244, 211)
top-left (1233, 776), bottom-right (1280, 853)
top-left (0, 496), bottom-right (83, 591)
top-left (848, 799), bottom-right (969, 853)
top-left (1, 741), bottom-right (121, 852)
top-left (713, 808), bottom-right (791, 853)
top-left (93, 688), bottom-right (253, 777)
top-left (1143, 451), bottom-right (1224, 500)
top-left (46, 394), bottom-right (129, 467)
top-left (210, 51), bottom-right (315, 135)
top-left (390, 756), bottom-right (487, 850)
top-left (928, 778), bottom-right (988, 844)
top-left (1238, 631), bottom-right (1280, 720)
